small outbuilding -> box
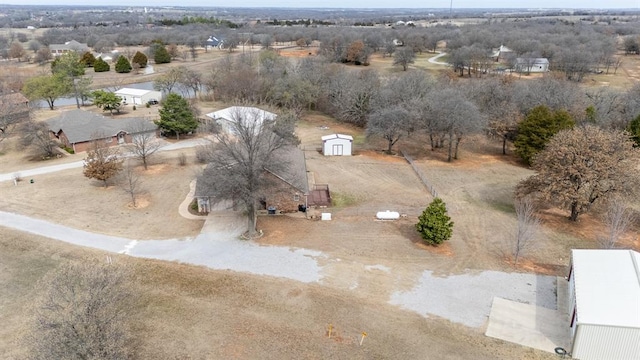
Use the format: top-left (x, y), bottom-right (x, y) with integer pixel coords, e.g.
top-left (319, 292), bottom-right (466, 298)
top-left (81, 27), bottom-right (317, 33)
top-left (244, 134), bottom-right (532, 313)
top-left (114, 88), bottom-right (162, 106)
top-left (322, 134), bottom-right (353, 156)
top-left (567, 249), bottom-right (640, 360)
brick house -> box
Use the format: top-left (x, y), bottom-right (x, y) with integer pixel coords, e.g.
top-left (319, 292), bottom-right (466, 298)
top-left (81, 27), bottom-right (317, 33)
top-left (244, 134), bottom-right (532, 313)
top-left (46, 109), bottom-right (157, 153)
top-left (194, 146), bottom-right (309, 214)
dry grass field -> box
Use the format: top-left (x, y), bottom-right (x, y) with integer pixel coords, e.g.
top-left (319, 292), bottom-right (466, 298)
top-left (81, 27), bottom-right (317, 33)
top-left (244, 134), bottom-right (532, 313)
top-left (0, 227), bottom-right (556, 360)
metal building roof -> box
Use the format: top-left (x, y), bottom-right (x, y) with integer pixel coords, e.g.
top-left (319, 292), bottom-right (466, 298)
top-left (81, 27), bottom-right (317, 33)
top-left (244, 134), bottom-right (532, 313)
top-left (114, 88), bottom-right (155, 97)
top-left (321, 134), bottom-right (353, 141)
top-left (572, 249), bottom-right (640, 328)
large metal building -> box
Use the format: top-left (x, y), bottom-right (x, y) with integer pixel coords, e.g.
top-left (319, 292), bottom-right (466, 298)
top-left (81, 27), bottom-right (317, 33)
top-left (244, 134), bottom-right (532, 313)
top-left (568, 249), bottom-right (640, 360)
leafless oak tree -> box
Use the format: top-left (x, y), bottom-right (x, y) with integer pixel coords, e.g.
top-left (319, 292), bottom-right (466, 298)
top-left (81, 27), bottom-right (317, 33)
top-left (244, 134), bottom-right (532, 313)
top-left (599, 196), bottom-right (635, 249)
top-left (120, 161), bottom-right (144, 208)
top-left (513, 197), bottom-right (540, 266)
top-left (83, 135), bottom-right (123, 187)
top-left (26, 262), bottom-right (134, 360)
top-left (198, 106), bottom-right (296, 237)
top-left (128, 122), bottom-right (162, 170)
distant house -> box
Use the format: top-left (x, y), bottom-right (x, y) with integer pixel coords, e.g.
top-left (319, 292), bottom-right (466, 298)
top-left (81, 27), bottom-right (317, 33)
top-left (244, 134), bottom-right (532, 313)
top-left (205, 106), bottom-right (277, 135)
top-left (95, 50), bottom-right (120, 63)
top-left (49, 40), bottom-right (89, 56)
top-left (567, 249), bottom-right (640, 360)
top-left (491, 45), bottom-right (513, 62)
top-left (0, 92), bottom-right (30, 126)
top-left (194, 146), bottom-right (309, 214)
top-left (114, 88), bottom-right (162, 106)
top-left (205, 36), bottom-right (225, 50)
top-left (322, 134), bottom-right (353, 156)
top-left (514, 58), bottom-right (549, 73)
top-left (46, 109), bottom-right (157, 153)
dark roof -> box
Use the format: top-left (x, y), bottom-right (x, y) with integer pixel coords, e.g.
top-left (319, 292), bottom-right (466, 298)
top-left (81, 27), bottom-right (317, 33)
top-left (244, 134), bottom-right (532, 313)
top-left (195, 146), bottom-right (308, 198)
top-left (46, 109), bottom-right (156, 144)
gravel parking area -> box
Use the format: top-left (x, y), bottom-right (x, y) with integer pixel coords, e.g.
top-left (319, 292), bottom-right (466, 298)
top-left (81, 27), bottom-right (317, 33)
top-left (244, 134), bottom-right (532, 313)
top-left (390, 270), bottom-right (557, 328)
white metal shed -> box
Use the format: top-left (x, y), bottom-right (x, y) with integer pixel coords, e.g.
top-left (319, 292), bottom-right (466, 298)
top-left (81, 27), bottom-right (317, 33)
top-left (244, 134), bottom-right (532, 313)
top-left (322, 134), bottom-right (353, 156)
top-left (568, 249), bottom-right (640, 360)
top-left (114, 88), bottom-right (162, 105)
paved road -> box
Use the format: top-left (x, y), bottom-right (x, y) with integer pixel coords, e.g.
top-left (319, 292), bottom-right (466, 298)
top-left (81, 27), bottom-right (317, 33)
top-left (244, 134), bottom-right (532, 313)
top-left (428, 52), bottom-right (448, 65)
top-left (0, 137), bottom-right (211, 183)
top-left (0, 210), bottom-right (324, 283)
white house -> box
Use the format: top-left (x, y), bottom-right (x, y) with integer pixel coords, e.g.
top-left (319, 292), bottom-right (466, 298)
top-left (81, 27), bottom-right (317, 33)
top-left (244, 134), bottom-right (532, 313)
top-left (515, 58), bottom-right (550, 73)
top-left (322, 134), bottom-right (353, 156)
top-left (205, 106), bottom-right (277, 134)
top-left (114, 88), bottom-right (162, 105)
top-left (567, 249), bottom-right (640, 360)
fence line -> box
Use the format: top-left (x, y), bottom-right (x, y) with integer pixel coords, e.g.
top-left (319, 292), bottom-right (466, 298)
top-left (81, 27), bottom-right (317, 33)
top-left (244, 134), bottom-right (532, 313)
top-left (399, 149), bottom-right (438, 199)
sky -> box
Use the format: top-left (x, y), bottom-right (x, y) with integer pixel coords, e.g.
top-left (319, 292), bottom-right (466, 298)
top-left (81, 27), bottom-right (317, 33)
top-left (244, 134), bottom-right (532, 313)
top-left (2, 0), bottom-right (639, 9)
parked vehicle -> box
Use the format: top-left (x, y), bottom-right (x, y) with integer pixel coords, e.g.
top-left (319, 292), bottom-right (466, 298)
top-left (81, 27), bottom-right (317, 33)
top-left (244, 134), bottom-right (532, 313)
top-left (147, 99), bottom-right (159, 105)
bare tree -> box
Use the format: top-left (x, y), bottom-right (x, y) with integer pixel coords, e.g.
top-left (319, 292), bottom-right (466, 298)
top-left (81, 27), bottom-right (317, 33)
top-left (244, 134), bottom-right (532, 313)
top-left (198, 107), bottom-right (296, 237)
top-left (26, 262), bottom-right (134, 360)
top-left (366, 105), bottom-right (411, 154)
top-left (599, 197), bottom-right (635, 249)
top-left (513, 197), bottom-right (540, 266)
top-left (19, 118), bottom-right (58, 158)
top-left (393, 47), bottom-right (416, 71)
top-left (128, 121), bottom-right (161, 170)
top-left (0, 94), bottom-right (29, 144)
top-left (119, 162), bottom-right (143, 207)
top-left (83, 135), bottom-right (123, 187)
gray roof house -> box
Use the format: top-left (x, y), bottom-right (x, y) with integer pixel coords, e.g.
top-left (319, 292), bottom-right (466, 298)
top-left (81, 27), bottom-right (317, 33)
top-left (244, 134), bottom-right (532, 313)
top-left (515, 58), bottom-right (550, 73)
top-left (50, 40), bottom-right (89, 56)
top-left (194, 146), bottom-right (309, 214)
top-left (47, 109), bottom-right (157, 153)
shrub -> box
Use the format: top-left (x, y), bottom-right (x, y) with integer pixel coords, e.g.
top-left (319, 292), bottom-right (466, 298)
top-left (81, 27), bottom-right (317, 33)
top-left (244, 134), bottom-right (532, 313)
top-left (416, 198), bottom-right (454, 246)
top-left (94, 57), bottom-right (110, 72)
top-left (178, 152), bottom-right (187, 166)
top-left (154, 46), bottom-right (171, 64)
top-left (115, 55), bottom-right (132, 73)
top-left (80, 51), bottom-right (96, 67)
top-left (195, 145), bottom-right (210, 164)
top-left (131, 51), bottom-right (148, 68)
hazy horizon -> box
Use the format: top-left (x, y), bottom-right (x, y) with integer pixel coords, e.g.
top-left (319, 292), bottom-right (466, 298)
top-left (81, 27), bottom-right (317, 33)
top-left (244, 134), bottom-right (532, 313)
top-left (0, 0), bottom-right (639, 10)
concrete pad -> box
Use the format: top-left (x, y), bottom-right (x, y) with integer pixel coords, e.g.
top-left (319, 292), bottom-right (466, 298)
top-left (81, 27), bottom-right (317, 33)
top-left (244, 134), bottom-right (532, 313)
top-left (485, 297), bottom-right (571, 353)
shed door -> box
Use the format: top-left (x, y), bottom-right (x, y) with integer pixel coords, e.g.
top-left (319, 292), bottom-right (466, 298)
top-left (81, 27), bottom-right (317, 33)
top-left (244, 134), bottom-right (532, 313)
top-left (332, 144), bottom-right (343, 156)
top-left (134, 97), bottom-right (142, 105)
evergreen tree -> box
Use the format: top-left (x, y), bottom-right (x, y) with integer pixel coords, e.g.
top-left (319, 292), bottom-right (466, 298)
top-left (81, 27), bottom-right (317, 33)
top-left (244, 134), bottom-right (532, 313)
top-left (626, 114), bottom-right (640, 147)
top-left (154, 45), bottom-right (171, 64)
top-left (155, 93), bottom-right (197, 140)
top-left (93, 57), bottom-right (110, 72)
top-left (80, 51), bottom-right (96, 67)
top-left (416, 198), bottom-right (454, 246)
top-left (131, 51), bottom-right (148, 68)
top-left (514, 105), bottom-right (575, 165)
top-left (115, 55), bottom-right (132, 73)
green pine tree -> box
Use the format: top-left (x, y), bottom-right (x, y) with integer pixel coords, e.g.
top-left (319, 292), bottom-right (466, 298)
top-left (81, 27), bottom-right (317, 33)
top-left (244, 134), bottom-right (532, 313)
top-left (514, 105), bottom-right (575, 165)
top-left (93, 57), bottom-right (110, 72)
top-left (416, 198), bottom-right (454, 246)
top-left (115, 56), bottom-right (132, 73)
top-left (154, 45), bottom-right (171, 64)
top-left (627, 114), bottom-right (640, 147)
top-left (155, 93), bottom-right (197, 140)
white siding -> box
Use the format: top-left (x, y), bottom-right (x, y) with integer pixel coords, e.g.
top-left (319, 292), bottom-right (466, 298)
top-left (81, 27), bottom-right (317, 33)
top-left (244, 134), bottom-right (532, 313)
top-left (322, 137), bottom-right (352, 156)
top-left (572, 324), bottom-right (640, 360)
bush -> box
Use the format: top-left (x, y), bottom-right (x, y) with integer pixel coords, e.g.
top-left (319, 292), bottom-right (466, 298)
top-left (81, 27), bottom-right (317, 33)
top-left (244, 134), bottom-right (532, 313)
top-left (154, 46), bottom-right (171, 64)
top-left (59, 144), bottom-right (74, 154)
top-left (195, 145), bottom-right (210, 164)
top-left (115, 55), bottom-right (132, 73)
top-left (131, 51), bottom-right (148, 68)
top-left (178, 152), bottom-right (187, 166)
top-left (94, 57), bottom-right (110, 72)
top-left (132, 105), bottom-right (136, 111)
top-left (416, 198), bottom-right (454, 246)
